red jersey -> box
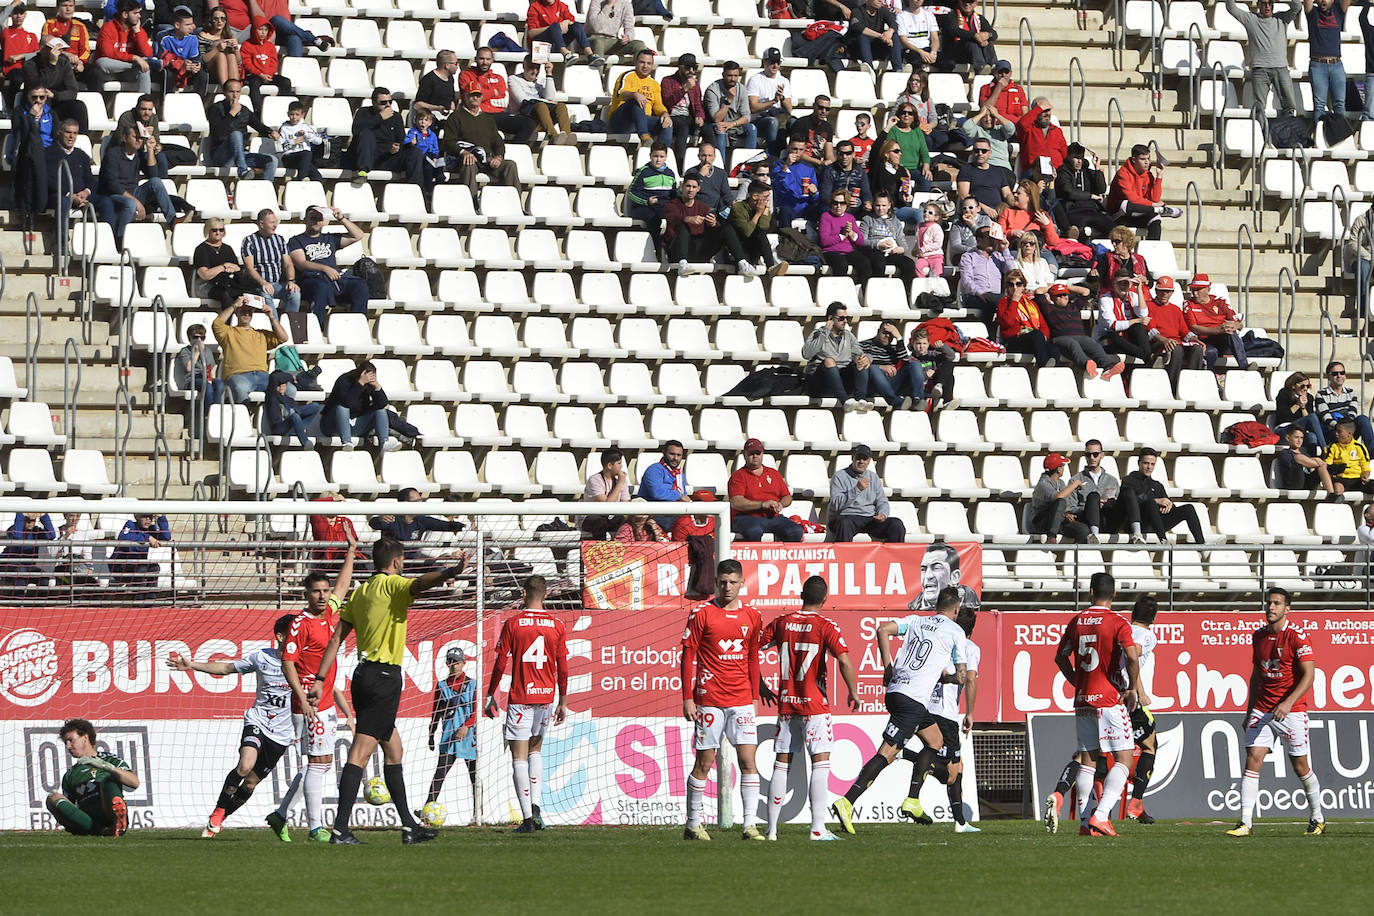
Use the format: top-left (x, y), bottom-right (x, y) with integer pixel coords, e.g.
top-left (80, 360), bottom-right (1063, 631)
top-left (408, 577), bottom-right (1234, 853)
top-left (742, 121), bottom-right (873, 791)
top-left (1057, 605), bottom-right (1135, 708)
top-left (1251, 622), bottom-right (1315, 713)
top-left (848, 134), bottom-right (874, 161)
top-left (461, 67), bottom-right (510, 113)
top-left (1183, 295), bottom-right (1237, 329)
top-left (680, 598), bottom-right (762, 708)
top-left (488, 609), bottom-right (568, 705)
top-left (760, 611), bottom-right (848, 716)
top-left (282, 596), bottom-right (341, 713)
top-left (727, 466), bottom-right (792, 519)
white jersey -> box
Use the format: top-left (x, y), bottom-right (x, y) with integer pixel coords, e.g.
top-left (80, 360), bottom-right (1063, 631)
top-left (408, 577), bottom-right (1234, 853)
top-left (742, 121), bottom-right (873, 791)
top-left (888, 613), bottom-right (966, 705)
top-left (1130, 623), bottom-right (1157, 698)
top-left (930, 637), bottom-right (980, 722)
top-left (233, 648), bottom-right (295, 745)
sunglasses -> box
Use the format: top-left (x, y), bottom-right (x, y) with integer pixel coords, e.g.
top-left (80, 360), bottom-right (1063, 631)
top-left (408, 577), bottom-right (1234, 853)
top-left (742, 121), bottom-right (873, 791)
top-left (974, 148), bottom-right (990, 153)
top-left (1086, 451), bottom-right (1102, 457)
top-left (190, 335), bottom-right (206, 340)
top-left (209, 228), bottom-right (225, 233)
top-left (378, 99), bottom-right (393, 106)
top-left (1008, 280), bottom-right (1026, 287)
top-left (1331, 370), bottom-right (1346, 376)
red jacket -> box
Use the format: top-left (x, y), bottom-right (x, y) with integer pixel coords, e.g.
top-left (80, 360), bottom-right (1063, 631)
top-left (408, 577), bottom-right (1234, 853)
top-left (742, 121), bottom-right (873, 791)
top-left (671, 514), bottom-right (716, 540)
top-left (997, 294), bottom-right (1051, 339)
top-left (1146, 300), bottom-right (1194, 343)
top-left (1106, 160), bottom-right (1162, 211)
top-left (3, 26), bottom-right (36, 75)
top-left (1016, 105), bottom-right (1068, 174)
top-left (43, 17), bottom-right (91, 63)
top-left (309, 510), bottom-right (358, 563)
top-left (977, 79), bottom-right (1028, 120)
top-left (527, 0), bottom-right (574, 33)
top-left (461, 67), bottom-right (509, 113)
top-left (242, 26), bottom-right (279, 79)
top-left (95, 19), bottom-right (152, 63)
top-left (1183, 295), bottom-right (1237, 329)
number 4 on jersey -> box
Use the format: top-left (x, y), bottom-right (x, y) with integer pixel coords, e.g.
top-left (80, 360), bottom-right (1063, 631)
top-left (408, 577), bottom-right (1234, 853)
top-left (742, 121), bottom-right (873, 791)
top-left (522, 635), bottom-right (547, 668)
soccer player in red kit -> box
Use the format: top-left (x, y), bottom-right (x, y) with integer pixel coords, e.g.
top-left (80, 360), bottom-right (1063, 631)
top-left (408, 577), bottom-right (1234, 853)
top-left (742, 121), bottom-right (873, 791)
top-left (484, 575), bottom-right (568, 834)
top-left (760, 575), bottom-right (859, 841)
top-left (681, 558), bottom-right (764, 841)
top-left (1228, 586), bottom-right (1325, 837)
top-left (1052, 571), bottom-right (1140, 837)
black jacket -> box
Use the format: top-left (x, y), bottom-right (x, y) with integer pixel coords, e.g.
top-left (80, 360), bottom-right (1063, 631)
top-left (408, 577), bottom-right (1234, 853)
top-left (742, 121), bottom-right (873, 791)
top-left (207, 99), bottom-right (272, 149)
top-left (324, 373), bottom-right (389, 417)
top-left (1121, 470), bottom-right (1166, 505)
top-left (21, 54), bottom-right (79, 102)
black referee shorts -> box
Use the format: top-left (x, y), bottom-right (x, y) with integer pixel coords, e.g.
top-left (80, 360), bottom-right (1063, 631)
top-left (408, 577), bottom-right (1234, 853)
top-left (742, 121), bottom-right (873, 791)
top-left (881, 693), bottom-right (937, 748)
top-left (352, 661), bottom-right (403, 740)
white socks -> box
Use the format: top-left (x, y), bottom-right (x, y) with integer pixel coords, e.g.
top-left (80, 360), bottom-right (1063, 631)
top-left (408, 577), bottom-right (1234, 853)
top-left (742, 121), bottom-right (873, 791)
top-left (1074, 763), bottom-right (1095, 820)
top-left (685, 775), bottom-right (706, 829)
top-left (305, 762), bottom-right (328, 830)
top-left (1240, 769), bottom-right (1259, 827)
top-left (277, 770), bottom-right (302, 819)
top-left (767, 762), bottom-right (789, 836)
top-left (513, 758), bottom-right (532, 819)
top-left (1300, 769), bottom-right (1324, 823)
top-left (1093, 762), bottom-right (1130, 822)
top-left (528, 751), bottom-right (543, 810)
top-left (740, 773), bottom-right (760, 828)
top-left (809, 760), bottom-right (831, 835)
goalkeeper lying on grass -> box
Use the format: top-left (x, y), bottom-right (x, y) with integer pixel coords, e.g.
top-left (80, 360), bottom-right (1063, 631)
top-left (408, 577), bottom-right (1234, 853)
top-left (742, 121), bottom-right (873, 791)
top-left (47, 718), bottom-right (140, 837)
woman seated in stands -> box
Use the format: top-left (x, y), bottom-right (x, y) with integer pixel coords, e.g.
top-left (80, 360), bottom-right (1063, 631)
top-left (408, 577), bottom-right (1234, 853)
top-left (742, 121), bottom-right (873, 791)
top-left (321, 360), bottom-right (420, 452)
top-left (996, 179), bottom-right (1060, 256)
top-left (1271, 370), bottom-right (1326, 455)
top-left (1011, 232), bottom-right (1057, 297)
top-left (890, 71), bottom-right (960, 152)
top-left (868, 139), bottom-right (922, 227)
top-left (995, 269), bottom-right (1055, 367)
top-left (1095, 272), bottom-right (1152, 363)
top-left (199, 8), bottom-right (242, 86)
top-left (615, 500), bottom-right (668, 543)
top-left (1093, 225), bottom-right (1150, 290)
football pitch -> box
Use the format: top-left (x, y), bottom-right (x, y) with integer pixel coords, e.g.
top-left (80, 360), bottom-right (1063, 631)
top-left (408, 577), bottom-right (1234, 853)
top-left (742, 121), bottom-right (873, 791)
top-left (5, 820), bottom-right (1373, 914)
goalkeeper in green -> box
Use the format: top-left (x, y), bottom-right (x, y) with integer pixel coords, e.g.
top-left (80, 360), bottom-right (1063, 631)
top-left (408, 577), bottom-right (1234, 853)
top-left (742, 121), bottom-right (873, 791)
top-left (46, 718), bottom-right (140, 836)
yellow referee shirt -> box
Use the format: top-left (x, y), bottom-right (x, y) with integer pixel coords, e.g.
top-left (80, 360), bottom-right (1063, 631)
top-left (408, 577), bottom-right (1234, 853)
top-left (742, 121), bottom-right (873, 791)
top-left (341, 573), bottom-right (414, 665)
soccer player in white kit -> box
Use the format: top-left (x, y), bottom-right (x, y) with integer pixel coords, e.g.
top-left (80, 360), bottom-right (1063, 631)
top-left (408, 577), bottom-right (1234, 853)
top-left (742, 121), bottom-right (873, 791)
top-left (680, 559), bottom-right (764, 841)
top-left (759, 575), bottom-right (860, 841)
top-left (830, 586), bottom-right (967, 835)
top-left (167, 614), bottom-right (300, 837)
top-left (484, 575), bottom-right (569, 834)
top-left (1227, 586), bottom-right (1325, 837)
top-left (1125, 596), bottom-right (1159, 824)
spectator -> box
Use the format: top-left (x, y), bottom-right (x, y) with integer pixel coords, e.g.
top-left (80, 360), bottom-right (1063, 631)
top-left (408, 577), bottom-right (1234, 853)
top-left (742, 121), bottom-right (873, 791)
top-left (728, 439), bottom-right (803, 542)
top-left (746, 47), bottom-right (793, 156)
top-left (1012, 233), bottom-right (1056, 295)
top-left (893, 72), bottom-right (961, 154)
top-left (444, 81), bottom-right (522, 195)
top-left (633, 0), bottom-right (674, 21)
top-left (288, 205), bottom-right (368, 322)
top-left (1274, 426), bottom-right (1337, 493)
top-left (819, 138), bottom-right (873, 215)
top-left (1043, 283), bottom-right (1123, 379)
top-left (586, 0), bottom-right (644, 63)
top-left (615, 503), bottom-right (670, 542)
top-left (158, 8), bottom-right (208, 95)
top-left (789, 94), bottom-right (836, 168)
top-left (23, 37), bottom-right (85, 131)
top-left (682, 138), bottom-right (731, 215)
top-left (3, 511), bottom-right (55, 593)
top-left (95, 125), bottom-right (179, 246)
top-left (1361, 1), bottom-right (1374, 121)
top-left (404, 108), bottom-right (444, 200)
top-left (1106, 143), bottom-right (1182, 241)
top-left (996, 270), bottom-right (1056, 367)
top-left (976, 60), bottom-right (1028, 120)
top-left (1182, 273), bottom-right (1247, 373)
top-left (947, 194), bottom-right (992, 262)
top-left (1272, 370), bottom-right (1327, 451)
top-left (896, 0), bottom-right (941, 71)
top-left (801, 301), bottom-right (873, 412)
top-left (625, 141), bottom-right (676, 258)
top-left (347, 86), bottom-right (423, 186)
top-left (660, 53), bottom-right (705, 167)
top-left (463, 46), bottom-right (536, 141)
top-left (115, 94), bottom-right (190, 177)
top-left (1068, 442), bottom-right (1128, 543)
top-left (212, 295), bottom-right (288, 403)
top-left (1094, 224), bottom-right (1150, 289)
top-left (1315, 360), bottom-right (1374, 451)
top-left (1096, 273), bottom-right (1152, 363)
top-left (874, 102), bottom-right (932, 189)
top-left (906, 327), bottom-right (956, 408)
top-left (526, 0), bottom-right (600, 65)
top-left (734, 158), bottom-right (771, 202)
top-left (1145, 275), bottom-right (1205, 387)
top-left (771, 136), bottom-right (819, 225)
top-left (174, 322), bottom-right (222, 406)
top-left (509, 55), bottom-right (575, 144)
top-left (961, 101), bottom-right (1016, 173)
top-left (241, 19), bottom-right (292, 115)
top-left (255, 0), bottom-right (332, 57)
top-left (11, 85), bottom-right (51, 225)
top-left (1029, 453), bottom-right (1091, 543)
top-left (54, 512), bottom-right (98, 588)
top-left (729, 179), bottom-right (784, 276)
top-left (608, 47), bottom-right (671, 144)
top-left (43, 0), bottom-right (92, 77)
top-left (581, 446), bottom-right (630, 539)
top-left (860, 191), bottom-right (917, 293)
top-left (264, 368), bottom-right (321, 448)
top-left (110, 512), bottom-right (171, 597)
top-left (820, 189), bottom-right (886, 287)
top-left (666, 174), bottom-right (760, 275)
top-left (1120, 447), bottom-right (1206, 544)
top-left (1015, 97), bottom-right (1067, 177)
top-left (194, 217), bottom-right (257, 307)
top-left (2, 3), bottom-right (36, 105)
top-left (1361, 502), bottom-right (1374, 545)
top-left (1326, 418), bottom-right (1374, 494)
top-left (939, 0), bottom-right (998, 72)
top-left (957, 225), bottom-right (1014, 323)
top-left (369, 489), bottom-right (467, 563)
top-left (206, 79), bottom-right (278, 180)
top-left (1054, 142), bottom-right (1112, 241)
top-left (309, 493), bottom-right (359, 568)
top-left (849, 111), bottom-right (876, 160)
top-left (957, 137), bottom-right (1014, 218)
top-left (414, 50), bottom-right (459, 122)
top-left (1305, 0), bottom-right (1349, 124)
top-left (1344, 206), bottom-right (1373, 321)
top-left (861, 319), bottom-right (918, 409)
top-left (276, 99), bottom-right (325, 180)
top-left (47, 119), bottom-right (108, 240)
top-left (849, 0), bottom-right (902, 74)
top-left (241, 208), bottom-right (302, 313)
top-left (198, 7), bottom-right (242, 86)
top-left (639, 440), bottom-right (692, 529)
top-left (1226, 0), bottom-right (1299, 125)
top-left (998, 179), bottom-right (1061, 248)
top-left (322, 360), bottom-right (419, 451)
top-left (703, 61), bottom-right (756, 154)
top-left (814, 0), bottom-right (853, 19)
top-left (828, 444), bottom-right (905, 542)
top-left (92, 0), bottom-right (154, 93)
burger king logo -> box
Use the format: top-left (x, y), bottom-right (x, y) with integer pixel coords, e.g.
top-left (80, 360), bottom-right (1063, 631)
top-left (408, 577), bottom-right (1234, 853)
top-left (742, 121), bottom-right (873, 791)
top-left (0, 628), bottom-right (60, 707)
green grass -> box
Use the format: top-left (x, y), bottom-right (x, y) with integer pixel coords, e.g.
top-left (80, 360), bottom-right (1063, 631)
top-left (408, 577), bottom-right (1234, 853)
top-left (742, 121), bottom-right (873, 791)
top-left (5, 820), bottom-right (1374, 914)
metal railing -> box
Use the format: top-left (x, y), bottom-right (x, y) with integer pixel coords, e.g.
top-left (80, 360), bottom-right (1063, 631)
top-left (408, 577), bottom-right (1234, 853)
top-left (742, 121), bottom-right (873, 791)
top-left (146, 294), bottom-right (173, 499)
top-left (1066, 56), bottom-right (1086, 144)
top-left (1182, 178), bottom-right (1202, 273)
top-left (1276, 265), bottom-right (1297, 370)
top-left (113, 384), bottom-right (133, 497)
top-left (1106, 96), bottom-right (1126, 175)
top-left (23, 291), bottom-right (41, 402)
top-left (1017, 17), bottom-right (1035, 99)
top-left (61, 337), bottom-right (82, 450)
top-left (71, 200), bottom-right (98, 343)
top-left (1235, 223), bottom-right (1254, 320)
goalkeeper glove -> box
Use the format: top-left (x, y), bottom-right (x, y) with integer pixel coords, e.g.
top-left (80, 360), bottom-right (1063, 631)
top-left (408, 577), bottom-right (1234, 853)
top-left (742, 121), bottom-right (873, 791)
top-left (77, 755), bottom-right (117, 773)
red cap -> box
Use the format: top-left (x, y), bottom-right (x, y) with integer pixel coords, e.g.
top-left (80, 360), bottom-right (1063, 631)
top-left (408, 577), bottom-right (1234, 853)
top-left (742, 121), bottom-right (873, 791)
top-left (1155, 275), bottom-right (1175, 289)
top-left (459, 74), bottom-right (482, 95)
top-left (691, 491), bottom-right (717, 501)
top-left (1189, 273), bottom-right (1210, 288)
top-left (1048, 283), bottom-right (1070, 296)
top-left (1043, 453), bottom-right (1068, 471)
top-left (743, 438), bottom-right (764, 454)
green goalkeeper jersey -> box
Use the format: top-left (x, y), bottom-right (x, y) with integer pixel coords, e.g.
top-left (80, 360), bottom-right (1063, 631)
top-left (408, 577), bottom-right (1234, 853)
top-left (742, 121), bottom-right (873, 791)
top-left (61, 751), bottom-right (130, 812)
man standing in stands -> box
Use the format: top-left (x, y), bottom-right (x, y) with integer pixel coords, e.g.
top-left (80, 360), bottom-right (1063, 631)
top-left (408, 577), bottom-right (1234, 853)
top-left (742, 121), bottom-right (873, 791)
top-left (1226, 0), bottom-right (1299, 127)
top-left (1304, 0), bottom-right (1350, 125)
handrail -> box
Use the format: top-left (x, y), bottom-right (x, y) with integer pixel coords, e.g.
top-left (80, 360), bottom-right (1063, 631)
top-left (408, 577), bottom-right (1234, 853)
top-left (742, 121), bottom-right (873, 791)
top-left (1277, 265), bottom-right (1296, 371)
top-left (215, 384), bottom-right (239, 500)
top-left (1112, 0), bottom-right (1124, 71)
top-left (1067, 57), bottom-right (1085, 145)
top-left (1182, 179), bottom-right (1202, 273)
top-left (1235, 223), bottom-right (1254, 320)
top-left (23, 292), bottom-right (41, 403)
top-left (1017, 17), bottom-right (1035, 100)
top-left (75, 202), bottom-right (98, 346)
top-left (53, 158), bottom-right (73, 283)
top-left (113, 383), bottom-right (133, 497)
top-left (1353, 217), bottom-right (1374, 393)
top-left (1318, 307), bottom-right (1337, 378)
top-left (1318, 185), bottom-right (1343, 376)
top-left (115, 247), bottom-right (135, 376)
top-left (1106, 97), bottom-right (1126, 175)
top-left (62, 338), bottom-right (82, 450)
top-left (148, 294), bottom-right (172, 499)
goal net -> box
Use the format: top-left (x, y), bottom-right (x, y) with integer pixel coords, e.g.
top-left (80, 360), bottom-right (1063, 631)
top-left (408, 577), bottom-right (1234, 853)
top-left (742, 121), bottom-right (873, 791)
top-left (0, 498), bottom-right (983, 832)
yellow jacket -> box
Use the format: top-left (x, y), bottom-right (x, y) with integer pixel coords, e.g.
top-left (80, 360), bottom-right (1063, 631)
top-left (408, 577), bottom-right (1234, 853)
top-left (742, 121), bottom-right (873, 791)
top-left (609, 71), bottom-right (667, 117)
top-left (1325, 439), bottom-right (1370, 480)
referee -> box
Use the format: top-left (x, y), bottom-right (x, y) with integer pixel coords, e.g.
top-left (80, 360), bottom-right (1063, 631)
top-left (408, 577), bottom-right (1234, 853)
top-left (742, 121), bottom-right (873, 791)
top-left (311, 535), bottom-right (464, 845)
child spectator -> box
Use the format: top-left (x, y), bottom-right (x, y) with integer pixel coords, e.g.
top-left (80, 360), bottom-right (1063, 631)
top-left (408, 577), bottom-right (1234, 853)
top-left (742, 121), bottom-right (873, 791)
top-left (278, 100), bottom-right (326, 180)
top-left (624, 141), bottom-right (676, 258)
top-left (1274, 427), bottom-right (1336, 494)
top-left (1325, 418), bottom-right (1374, 495)
top-left (241, 19), bottom-right (292, 115)
top-left (914, 201), bottom-right (945, 276)
top-left (264, 368), bottom-right (322, 448)
top-left (157, 9), bottom-right (207, 95)
top-left (849, 112), bottom-right (875, 160)
top-left (908, 327), bottom-right (956, 408)
top-left (405, 108), bottom-right (445, 197)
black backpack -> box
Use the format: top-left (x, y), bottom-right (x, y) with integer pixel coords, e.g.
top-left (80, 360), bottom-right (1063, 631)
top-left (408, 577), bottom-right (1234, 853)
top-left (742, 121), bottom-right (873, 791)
top-left (1320, 112), bottom-right (1353, 147)
top-left (1268, 115), bottom-right (1311, 149)
top-left (352, 256), bottom-right (386, 299)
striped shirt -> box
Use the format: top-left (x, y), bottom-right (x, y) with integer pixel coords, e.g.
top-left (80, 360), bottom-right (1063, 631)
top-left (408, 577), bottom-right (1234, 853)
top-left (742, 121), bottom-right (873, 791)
top-left (241, 231), bottom-right (288, 285)
top-left (860, 334), bottom-right (910, 366)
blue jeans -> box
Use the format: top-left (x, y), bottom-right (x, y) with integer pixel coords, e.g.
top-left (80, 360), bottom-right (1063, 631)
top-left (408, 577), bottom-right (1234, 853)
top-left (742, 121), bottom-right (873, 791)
top-left (534, 22), bottom-right (589, 53)
top-left (324, 403), bottom-right (389, 445)
top-left (865, 363), bottom-right (924, 408)
top-left (609, 102), bottom-right (670, 141)
top-left (713, 121), bottom-right (758, 154)
top-left (805, 363), bottom-right (869, 401)
top-left (731, 514), bottom-right (803, 542)
top-left (752, 114), bottom-right (780, 154)
top-left (299, 273), bottom-right (369, 322)
top-left (271, 15), bottom-right (318, 58)
top-left (227, 370), bottom-right (269, 404)
top-left (210, 132), bottom-right (279, 180)
top-left (851, 34), bottom-right (903, 70)
top-left (269, 402), bottom-right (322, 448)
top-left (191, 376), bottom-right (224, 407)
top-left (1357, 256), bottom-right (1371, 319)
top-left (281, 148), bottom-right (321, 181)
top-left (1311, 59), bottom-right (1347, 121)
top-left (269, 279), bottom-right (302, 313)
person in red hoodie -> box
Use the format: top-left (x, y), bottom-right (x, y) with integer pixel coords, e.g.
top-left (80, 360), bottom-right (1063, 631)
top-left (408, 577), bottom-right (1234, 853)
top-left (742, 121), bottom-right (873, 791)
top-left (996, 268), bottom-right (1055, 366)
top-left (91, 0), bottom-right (153, 94)
top-left (526, 0), bottom-right (599, 64)
top-left (1015, 97), bottom-right (1067, 178)
top-left (1106, 142), bottom-right (1182, 241)
top-left (3, 3), bottom-right (38, 108)
top-left (241, 19), bottom-right (293, 115)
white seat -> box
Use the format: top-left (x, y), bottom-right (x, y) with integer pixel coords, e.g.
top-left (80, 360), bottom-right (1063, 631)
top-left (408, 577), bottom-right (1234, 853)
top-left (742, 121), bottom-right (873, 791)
top-left (561, 362), bottom-right (614, 405)
top-left (1216, 502), bottom-right (1271, 544)
top-left (9, 402), bottom-right (65, 447)
top-left (228, 449), bottom-right (284, 494)
top-left (533, 452), bottom-right (584, 495)
top-left (792, 408), bottom-right (846, 452)
top-left (330, 451), bottom-right (388, 495)
top-left (7, 449), bottom-right (69, 493)
top-left (1313, 503), bottom-right (1357, 542)
top-left (1265, 503), bottom-right (1320, 544)
top-left (208, 404), bottom-right (258, 448)
top-left (406, 404), bottom-right (463, 448)
top-left (279, 450), bottom-right (331, 493)
top-left (935, 410), bottom-right (988, 453)
top-left (413, 358), bottom-right (466, 400)
top-left (482, 451), bottom-right (542, 495)
top-left (432, 451), bottom-right (492, 494)
top-left (926, 502), bottom-right (974, 541)
top-left (930, 455), bottom-right (990, 499)
top-left (781, 454), bottom-right (832, 496)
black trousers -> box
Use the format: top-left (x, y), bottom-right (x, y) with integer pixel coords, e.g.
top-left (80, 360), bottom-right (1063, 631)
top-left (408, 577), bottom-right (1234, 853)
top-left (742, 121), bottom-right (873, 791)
top-left (1138, 498), bottom-right (1204, 544)
top-left (830, 514), bottom-right (907, 543)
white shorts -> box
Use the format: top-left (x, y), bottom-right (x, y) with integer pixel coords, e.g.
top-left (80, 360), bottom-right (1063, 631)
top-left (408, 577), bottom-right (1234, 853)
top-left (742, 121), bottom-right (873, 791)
top-left (1075, 704), bottom-right (1134, 754)
top-left (694, 705), bottom-right (758, 751)
top-left (1246, 709), bottom-right (1310, 758)
top-left (774, 713), bottom-right (833, 757)
top-left (293, 707), bottom-right (337, 758)
top-left (504, 703), bottom-right (552, 742)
